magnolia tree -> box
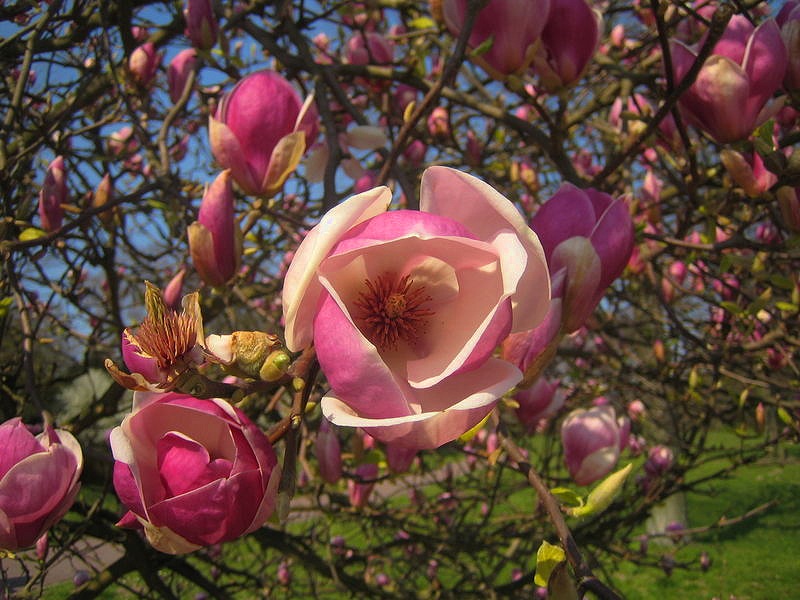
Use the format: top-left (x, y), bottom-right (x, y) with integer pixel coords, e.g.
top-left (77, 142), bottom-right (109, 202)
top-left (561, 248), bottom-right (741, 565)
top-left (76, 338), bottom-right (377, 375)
top-left (1, 0), bottom-right (799, 597)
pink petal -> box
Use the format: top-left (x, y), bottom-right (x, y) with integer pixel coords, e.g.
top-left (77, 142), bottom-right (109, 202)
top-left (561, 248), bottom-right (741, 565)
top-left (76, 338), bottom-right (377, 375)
top-left (321, 358), bottom-right (521, 449)
top-left (741, 19), bottom-right (787, 120)
top-left (420, 167), bottom-right (550, 331)
top-left (157, 432), bottom-right (232, 497)
top-left (282, 186), bottom-right (392, 351)
top-left (0, 418), bottom-right (43, 480)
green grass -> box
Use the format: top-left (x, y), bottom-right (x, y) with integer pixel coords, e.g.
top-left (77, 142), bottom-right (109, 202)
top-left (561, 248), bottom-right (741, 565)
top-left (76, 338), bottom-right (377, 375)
top-left (610, 450), bottom-right (800, 599)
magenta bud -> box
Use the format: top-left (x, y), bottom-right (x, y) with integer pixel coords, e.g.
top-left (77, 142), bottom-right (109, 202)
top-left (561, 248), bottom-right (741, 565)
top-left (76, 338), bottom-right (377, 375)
top-left (73, 570), bottom-right (90, 587)
top-left (167, 48), bottom-right (198, 104)
top-left (386, 443), bottom-right (416, 473)
top-left (671, 16), bottom-right (788, 143)
top-left (277, 560), bottom-right (291, 586)
top-left (644, 445), bottom-right (674, 476)
top-left (531, 184), bottom-right (634, 332)
top-left (209, 71), bottom-right (319, 196)
top-left (315, 418), bottom-right (343, 484)
top-left (533, 0), bottom-right (601, 90)
top-left (188, 170), bottom-right (242, 287)
top-left (162, 268), bottom-right (186, 310)
top-left (35, 533), bottom-right (49, 561)
top-left (345, 32), bottom-right (393, 65)
top-left (514, 378), bottom-right (563, 429)
top-left (427, 106), bottom-right (450, 139)
top-left (442, 0), bottom-right (552, 79)
top-left (184, 0), bottom-right (218, 50)
top-left (38, 155), bottom-right (67, 232)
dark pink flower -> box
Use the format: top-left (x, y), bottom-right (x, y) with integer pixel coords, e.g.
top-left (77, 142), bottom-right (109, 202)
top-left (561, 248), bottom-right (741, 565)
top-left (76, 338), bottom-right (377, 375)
top-left (442, 0), bottom-right (551, 80)
top-left (209, 71), bottom-right (319, 196)
top-left (671, 16), bottom-right (787, 143)
top-left (0, 419), bottom-right (83, 551)
top-left (110, 391), bottom-right (279, 554)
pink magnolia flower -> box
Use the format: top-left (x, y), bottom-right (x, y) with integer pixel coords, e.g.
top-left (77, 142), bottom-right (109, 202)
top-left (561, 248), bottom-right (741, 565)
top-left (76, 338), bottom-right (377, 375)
top-left (167, 48), bottom-right (197, 104)
top-left (282, 167), bottom-right (550, 449)
top-left (38, 156), bottom-right (67, 232)
top-left (184, 0), bottom-right (218, 50)
top-left (532, 0), bottom-right (602, 90)
top-left (562, 405), bottom-right (624, 486)
top-left (530, 184), bottom-right (634, 333)
top-left (209, 70), bottom-right (319, 196)
top-left (513, 377), bottom-right (563, 430)
top-left (671, 15), bottom-right (787, 143)
top-left (188, 170), bottom-right (242, 287)
top-left (0, 418), bottom-right (83, 551)
top-left (110, 391), bottom-right (280, 554)
top-left (442, 0), bottom-right (551, 80)
top-left (128, 42), bottom-right (161, 87)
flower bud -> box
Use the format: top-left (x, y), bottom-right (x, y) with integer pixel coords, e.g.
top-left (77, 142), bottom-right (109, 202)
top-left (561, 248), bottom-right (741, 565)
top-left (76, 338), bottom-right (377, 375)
top-left (168, 48), bottom-right (198, 104)
top-left (315, 418), bottom-right (343, 484)
top-left (188, 170), bottom-right (242, 287)
top-left (442, 0), bottom-right (551, 80)
top-left (533, 0), bottom-right (601, 90)
top-left (644, 445), bottom-right (674, 476)
top-left (348, 463), bottom-right (378, 508)
top-left (184, 0), bottom-right (218, 50)
top-left (39, 156), bottom-right (67, 232)
top-left (561, 405), bottom-right (623, 486)
top-left (128, 42), bottom-right (161, 87)
top-left (427, 106), bottom-right (450, 139)
top-left (209, 71), bottom-right (318, 196)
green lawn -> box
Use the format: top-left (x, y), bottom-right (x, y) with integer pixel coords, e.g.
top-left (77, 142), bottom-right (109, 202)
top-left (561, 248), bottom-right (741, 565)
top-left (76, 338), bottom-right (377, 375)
top-left (610, 450), bottom-right (800, 599)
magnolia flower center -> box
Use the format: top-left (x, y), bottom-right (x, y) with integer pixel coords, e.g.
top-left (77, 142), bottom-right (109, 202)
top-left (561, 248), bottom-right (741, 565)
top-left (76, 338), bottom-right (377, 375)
top-left (135, 310), bottom-right (198, 370)
top-left (354, 273), bottom-right (434, 350)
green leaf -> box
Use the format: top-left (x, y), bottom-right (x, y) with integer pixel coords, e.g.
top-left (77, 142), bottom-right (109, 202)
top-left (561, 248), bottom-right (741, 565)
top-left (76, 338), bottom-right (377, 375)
top-left (550, 487), bottom-right (584, 507)
top-left (19, 227), bottom-right (46, 241)
top-left (0, 296), bottom-right (13, 319)
top-left (775, 302), bottom-right (799, 312)
top-left (777, 407), bottom-right (794, 426)
top-left (719, 301), bottom-right (741, 315)
top-left (408, 16), bottom-right (435, 29)
top-left (568, 463), bottom-right (633, 518)
top-left (534, 540), bottom-right (566, 587)
top-left (470, 35), bottom-right (494, 58)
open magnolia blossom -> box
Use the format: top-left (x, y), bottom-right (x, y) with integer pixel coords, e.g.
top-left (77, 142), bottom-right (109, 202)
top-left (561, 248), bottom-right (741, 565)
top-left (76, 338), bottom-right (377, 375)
top-left (282, 166), bottom-right (550, 449)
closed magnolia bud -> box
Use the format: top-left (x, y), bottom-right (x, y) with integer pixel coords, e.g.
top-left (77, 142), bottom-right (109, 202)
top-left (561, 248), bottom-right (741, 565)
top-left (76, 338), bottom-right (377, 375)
top-left (188, 170), bottom-right (242, 287)
top-left (184, 0), bottom-right (218, 50)
top-left (442, 0), bottom-right (551, 80)
top-left (315, 419), bottom-right (343, 484)
top-left (128, 42), bottom-right (161, 87)
top-left (777, 186), bottom-right (800, 232)
top-left (755, 401), bottom-right (766, 432)
top-left (533, 0), bottom-right (602, 90)
top-left (209, 71), bottom-right (319, 197)
top-left (348, 463), bottom-right (378, 508)
top-left (671, 16), bottom-right (787, 143)
top-left (167, 48), bottom-right (198, 104)
top-left (39, 156), bottom-right (67, 232)
top-left (561, 405), bottom-right (623, 486)
top-left (427, 106), bottom-right (450, 139)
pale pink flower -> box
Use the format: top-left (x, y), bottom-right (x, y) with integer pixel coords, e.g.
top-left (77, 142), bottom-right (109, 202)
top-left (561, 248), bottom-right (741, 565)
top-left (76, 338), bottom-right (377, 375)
top-left (0, 418), bottom-right (83, 551)
top-left (110, 391), bottom-right (280, 554)
top-left (282, 167), bottom-right (550, 449)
